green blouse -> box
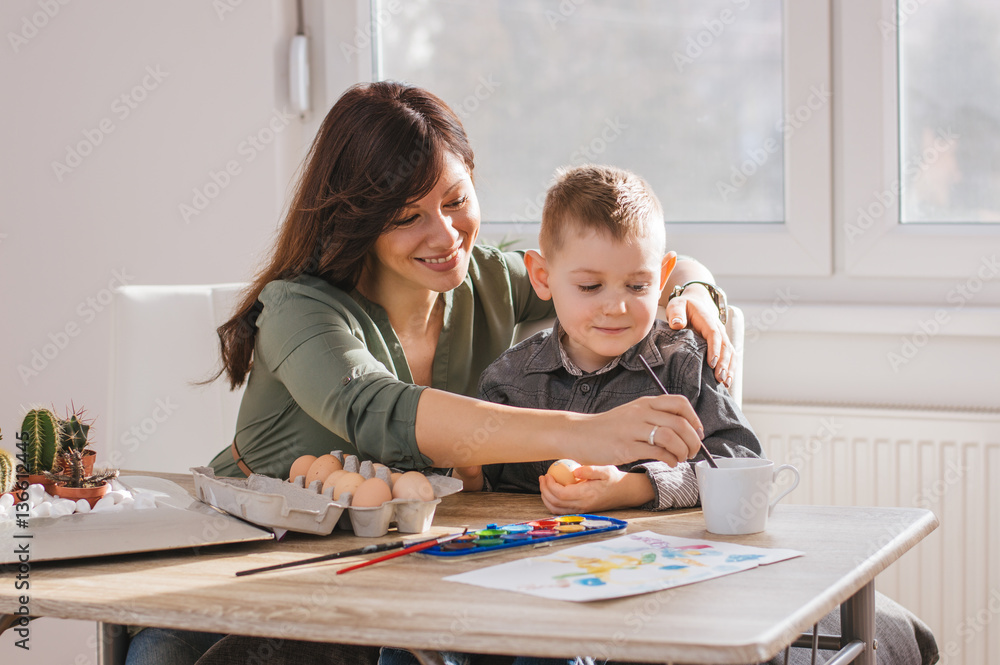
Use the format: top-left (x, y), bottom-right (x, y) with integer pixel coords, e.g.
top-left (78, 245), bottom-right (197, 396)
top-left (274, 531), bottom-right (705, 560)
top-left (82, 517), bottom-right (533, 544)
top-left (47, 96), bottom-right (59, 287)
top-left (208, 246), bottom-right (554, 479)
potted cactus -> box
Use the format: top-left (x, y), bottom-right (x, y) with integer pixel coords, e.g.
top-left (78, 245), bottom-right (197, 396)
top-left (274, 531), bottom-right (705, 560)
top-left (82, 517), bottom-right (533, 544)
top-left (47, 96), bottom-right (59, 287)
top-left (57, 406), bottom-right (97, 476)
top-left (44, 449), bottom-right (118, 508)
top-left (20, 408), bottom-right (61, 492)
top-left (1, 429), bottom-right (18, 498)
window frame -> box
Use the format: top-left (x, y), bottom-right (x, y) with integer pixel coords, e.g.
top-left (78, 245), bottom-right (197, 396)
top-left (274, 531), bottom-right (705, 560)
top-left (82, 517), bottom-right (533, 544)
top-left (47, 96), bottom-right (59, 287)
top-left (836, 0), bottom-right (1000, 279)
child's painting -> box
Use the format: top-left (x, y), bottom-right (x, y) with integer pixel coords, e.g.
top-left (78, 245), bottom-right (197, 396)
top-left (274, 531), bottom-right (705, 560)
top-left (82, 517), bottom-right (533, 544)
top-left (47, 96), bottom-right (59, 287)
top-left (444, 530), bottom-right (803, 602)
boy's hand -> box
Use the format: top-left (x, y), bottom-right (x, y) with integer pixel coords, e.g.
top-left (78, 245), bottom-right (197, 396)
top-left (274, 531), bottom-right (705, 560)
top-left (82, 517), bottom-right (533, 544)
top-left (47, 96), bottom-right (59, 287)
top-left (452, 466), bottom-right (483, 491)
top-left (538, 465), bottom-right (654, 514)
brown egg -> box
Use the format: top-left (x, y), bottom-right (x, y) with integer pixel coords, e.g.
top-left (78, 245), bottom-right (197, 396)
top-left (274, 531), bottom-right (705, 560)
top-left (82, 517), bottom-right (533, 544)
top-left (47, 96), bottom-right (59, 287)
top-left (306, 455), bottom-right (343, 487)
top-left (389, 472), bottom-right (403, 487)
top-left (322, 470), bottom-right (348, 495)
top-left (350, 477), bottom-right (393, 507)
top-left (391, 471), bottom-right (435, 502)
top-left (288, 455), bottom-right (317, 482)
top-left (332, 472), bottom-right (365, 502)
top-left (547, 459), bottom-right (581, 486)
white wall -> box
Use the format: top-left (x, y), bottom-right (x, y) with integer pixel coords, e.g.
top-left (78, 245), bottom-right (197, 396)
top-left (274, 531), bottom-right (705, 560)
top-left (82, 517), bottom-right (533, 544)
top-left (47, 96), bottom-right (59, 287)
top-left (0, 1), bottom-right (307, 662)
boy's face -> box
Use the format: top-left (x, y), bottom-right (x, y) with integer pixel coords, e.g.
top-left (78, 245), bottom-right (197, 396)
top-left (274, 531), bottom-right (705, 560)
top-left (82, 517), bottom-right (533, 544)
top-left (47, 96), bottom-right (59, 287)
top-left (527, 226), bottom-right (673, 373)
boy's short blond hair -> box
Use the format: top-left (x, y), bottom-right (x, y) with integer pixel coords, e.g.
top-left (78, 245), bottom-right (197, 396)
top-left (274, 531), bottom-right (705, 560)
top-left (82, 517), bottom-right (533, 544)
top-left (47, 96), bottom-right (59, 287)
top-left (539, 164), bottom-right (664, 256)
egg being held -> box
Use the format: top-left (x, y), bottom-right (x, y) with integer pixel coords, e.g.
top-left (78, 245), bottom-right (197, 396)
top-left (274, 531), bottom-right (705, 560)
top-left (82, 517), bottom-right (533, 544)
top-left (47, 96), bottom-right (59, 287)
top-left (391, 471), bottom-right (435, 502)
top-left (288, 455), bottom-right (317, 482)
top-left (306, 455), bottom-right (343, 486)
top-left (332, 472), bottom-right (366, 502)
top-left (547, 459), bottom-right (582, 486)
top-left (350, 477), bottom-right (393, 507)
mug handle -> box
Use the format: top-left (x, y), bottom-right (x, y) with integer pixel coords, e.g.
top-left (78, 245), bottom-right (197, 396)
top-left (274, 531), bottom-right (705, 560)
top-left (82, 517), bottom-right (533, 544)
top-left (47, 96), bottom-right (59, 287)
top-left (768, 464), bottom-right (800, 515)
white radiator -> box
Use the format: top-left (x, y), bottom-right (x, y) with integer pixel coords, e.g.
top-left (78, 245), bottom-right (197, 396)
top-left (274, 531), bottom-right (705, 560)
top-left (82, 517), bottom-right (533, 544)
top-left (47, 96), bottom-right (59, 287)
top-left (742, 403), bottom-right (1000, 665)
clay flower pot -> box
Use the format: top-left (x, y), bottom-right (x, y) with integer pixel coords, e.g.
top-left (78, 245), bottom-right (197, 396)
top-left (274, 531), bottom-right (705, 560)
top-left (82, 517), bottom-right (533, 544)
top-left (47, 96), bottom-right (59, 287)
top-left (53, 480), bottom-right (110, 508)
top-left (58, 449), bottom-right (96, 476)
top-left (26, 474), bottom-right (57, 495)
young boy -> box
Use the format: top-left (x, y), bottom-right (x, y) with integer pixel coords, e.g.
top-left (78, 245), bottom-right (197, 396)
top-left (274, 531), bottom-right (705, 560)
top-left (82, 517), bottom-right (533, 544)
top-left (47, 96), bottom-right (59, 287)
top-left (454, 164), bottom-right (762, 513)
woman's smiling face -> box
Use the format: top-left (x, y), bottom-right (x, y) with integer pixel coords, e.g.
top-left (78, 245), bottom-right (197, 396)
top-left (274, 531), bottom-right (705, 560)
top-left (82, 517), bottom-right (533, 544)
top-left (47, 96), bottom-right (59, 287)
top-left (366, 152), bottom-right (481, 296)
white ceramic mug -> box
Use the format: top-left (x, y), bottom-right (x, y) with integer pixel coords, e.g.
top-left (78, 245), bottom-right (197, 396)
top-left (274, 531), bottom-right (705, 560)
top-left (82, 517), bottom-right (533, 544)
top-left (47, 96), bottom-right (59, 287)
top-left (695, 458), bottom-right (800, 535)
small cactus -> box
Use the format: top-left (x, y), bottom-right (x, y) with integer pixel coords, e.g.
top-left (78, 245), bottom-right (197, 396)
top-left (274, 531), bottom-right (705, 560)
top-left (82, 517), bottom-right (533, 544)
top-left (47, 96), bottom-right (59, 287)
top-left (44, 449), bottom-right (117, 489)
top-left (58, 406), bottom-right (93, 453)
top-left (0, 447), bottom-right (15, 494)
top-left (21, 408), bottom-right (60, 475)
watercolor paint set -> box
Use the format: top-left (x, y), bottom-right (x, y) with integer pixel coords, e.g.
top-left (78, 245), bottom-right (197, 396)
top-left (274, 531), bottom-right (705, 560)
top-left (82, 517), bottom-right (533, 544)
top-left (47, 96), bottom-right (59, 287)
top-left (421, 514), bottom-right (627, 557)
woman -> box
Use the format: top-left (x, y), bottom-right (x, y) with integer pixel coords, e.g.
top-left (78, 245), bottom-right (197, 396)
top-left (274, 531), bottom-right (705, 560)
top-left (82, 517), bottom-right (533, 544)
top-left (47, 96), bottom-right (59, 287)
top-left (204, 81), bottom-right (732, 483)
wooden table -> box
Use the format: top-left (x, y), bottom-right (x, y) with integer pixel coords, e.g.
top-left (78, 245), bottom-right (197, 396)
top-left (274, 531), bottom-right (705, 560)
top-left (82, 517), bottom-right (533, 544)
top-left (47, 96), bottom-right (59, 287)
top-left (0, 472), bottom-right (937, 664)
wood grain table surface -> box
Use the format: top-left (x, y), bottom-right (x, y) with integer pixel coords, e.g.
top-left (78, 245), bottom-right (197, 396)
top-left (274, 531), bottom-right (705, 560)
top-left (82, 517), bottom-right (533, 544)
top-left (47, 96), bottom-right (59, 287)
top-left (0, 471), bottom-right (938, 664)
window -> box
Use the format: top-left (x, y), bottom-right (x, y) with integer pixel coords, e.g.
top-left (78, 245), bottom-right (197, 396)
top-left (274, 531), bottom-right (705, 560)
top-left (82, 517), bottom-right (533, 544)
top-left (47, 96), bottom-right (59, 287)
top-left (898, 0), bottom-right (1000, 224)
top-left (372, 0), bottom-right (833, 276)
top-left (839, 0), bottom-right (1000, 278)
top-left (326, 1), bottom-right (999, 283)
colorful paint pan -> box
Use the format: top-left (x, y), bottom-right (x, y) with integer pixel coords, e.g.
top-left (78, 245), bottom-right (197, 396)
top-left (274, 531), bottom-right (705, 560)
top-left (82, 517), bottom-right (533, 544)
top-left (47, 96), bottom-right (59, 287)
top-left (501, 533), bottom-right (532, 542)
top-left (556, 524), bottom-right (586, 533)
top-left (499, 524), bottom-right (532, 534)
top-left (555, 515), bottom-right (585, 524)
top-left (579, 519), bottom-right (611, 529)
top-left (421, 514), bottom-right (628, 557)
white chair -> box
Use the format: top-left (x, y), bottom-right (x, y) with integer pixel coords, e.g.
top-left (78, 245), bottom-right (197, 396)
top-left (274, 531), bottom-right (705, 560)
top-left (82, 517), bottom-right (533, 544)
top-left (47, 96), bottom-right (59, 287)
top-left (107, 284), bottom-right (247, 473)
top-left (101, 284), bottom-right (248, 665)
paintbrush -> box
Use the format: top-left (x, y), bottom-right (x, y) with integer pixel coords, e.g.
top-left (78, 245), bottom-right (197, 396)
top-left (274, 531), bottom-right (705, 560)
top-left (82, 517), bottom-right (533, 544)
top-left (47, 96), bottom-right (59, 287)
top-left (236, 538), bottom-right (425, 576)
top-left (336, 529), bottom-right (469, 575)
top-left (638, 355), bottom-right (718, 468)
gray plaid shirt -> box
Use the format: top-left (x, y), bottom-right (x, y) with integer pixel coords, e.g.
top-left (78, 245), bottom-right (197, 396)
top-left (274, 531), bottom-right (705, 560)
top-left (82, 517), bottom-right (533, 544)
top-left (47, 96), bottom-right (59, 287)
top-left (479, 320), bottom-right (762, 510)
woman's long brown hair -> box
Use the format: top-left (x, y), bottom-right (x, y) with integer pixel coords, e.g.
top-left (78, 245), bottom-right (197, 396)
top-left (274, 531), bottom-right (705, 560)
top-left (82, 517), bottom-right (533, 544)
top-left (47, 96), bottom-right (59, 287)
top-left (212, 81), bottom-right (475, 389)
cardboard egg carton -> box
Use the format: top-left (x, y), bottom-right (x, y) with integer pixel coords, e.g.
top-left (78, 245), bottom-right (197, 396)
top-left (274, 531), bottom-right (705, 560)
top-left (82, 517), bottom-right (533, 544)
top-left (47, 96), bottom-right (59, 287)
top-left (291, 451), bottom-right (462, 537)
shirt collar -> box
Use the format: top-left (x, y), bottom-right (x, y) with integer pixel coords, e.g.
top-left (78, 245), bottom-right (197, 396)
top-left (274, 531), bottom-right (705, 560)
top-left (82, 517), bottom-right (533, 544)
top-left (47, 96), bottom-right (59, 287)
top-left (524, 320), bottom-right (666, 376)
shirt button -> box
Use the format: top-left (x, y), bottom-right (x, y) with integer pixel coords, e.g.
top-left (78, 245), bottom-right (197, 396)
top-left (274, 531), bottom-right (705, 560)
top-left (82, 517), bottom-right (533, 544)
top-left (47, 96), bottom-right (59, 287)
top-left (342, 376), bottom-right (351, 385)
top-left (580, 384), bottom-right (591, 393)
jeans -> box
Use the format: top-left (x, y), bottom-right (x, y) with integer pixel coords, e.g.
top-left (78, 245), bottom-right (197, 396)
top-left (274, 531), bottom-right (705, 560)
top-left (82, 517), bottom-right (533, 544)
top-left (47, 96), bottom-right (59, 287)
top-left (379, 648), bottom-right (603, 665)
top-left (125, 627), bottom-right (227, 665)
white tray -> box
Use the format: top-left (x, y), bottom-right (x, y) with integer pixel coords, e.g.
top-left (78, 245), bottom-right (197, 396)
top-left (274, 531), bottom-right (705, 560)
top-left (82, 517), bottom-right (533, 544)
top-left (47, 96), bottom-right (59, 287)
top-left (191, 467), bottom-right (347, 536)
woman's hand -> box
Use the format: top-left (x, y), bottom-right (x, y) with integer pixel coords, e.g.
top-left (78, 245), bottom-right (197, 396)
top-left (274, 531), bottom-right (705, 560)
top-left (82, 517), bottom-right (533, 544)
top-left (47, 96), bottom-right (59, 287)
top-left (664, 284), bottom-right (733, 388)
top-left (571, 394), bottom-right (703, 468)
top-left (538, 465), bottom-right (654, 514)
